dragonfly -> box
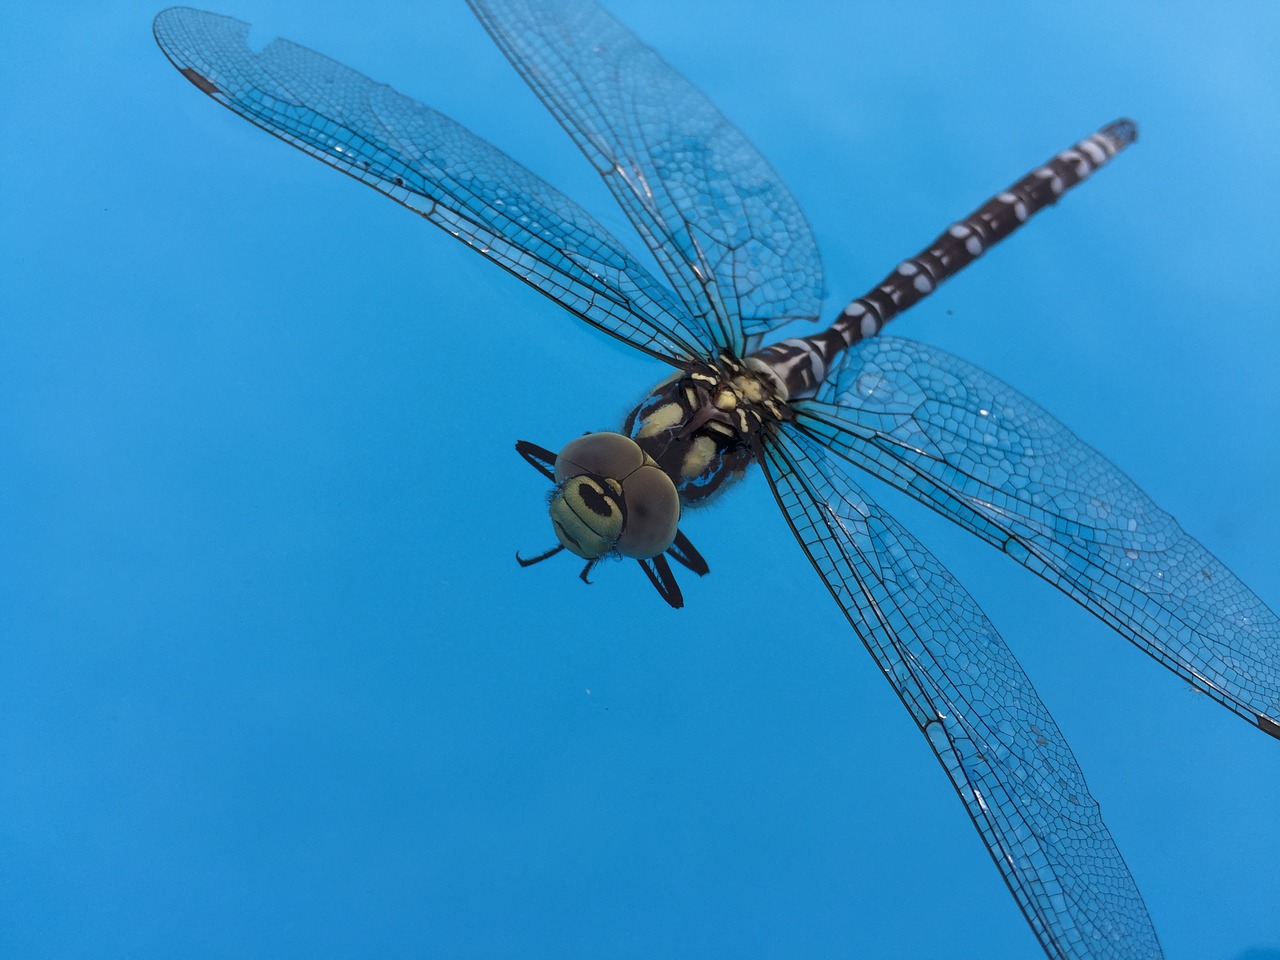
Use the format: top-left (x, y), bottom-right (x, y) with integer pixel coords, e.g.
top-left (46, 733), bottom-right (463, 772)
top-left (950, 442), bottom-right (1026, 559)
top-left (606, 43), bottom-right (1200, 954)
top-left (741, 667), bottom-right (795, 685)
top-left (153, 2), bottom-right (1278, 957)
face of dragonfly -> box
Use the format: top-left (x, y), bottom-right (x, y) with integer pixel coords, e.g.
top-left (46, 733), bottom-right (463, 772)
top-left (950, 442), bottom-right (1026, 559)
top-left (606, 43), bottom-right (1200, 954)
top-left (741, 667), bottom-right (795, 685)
top-left (550, 433), bottom-right (680, 561)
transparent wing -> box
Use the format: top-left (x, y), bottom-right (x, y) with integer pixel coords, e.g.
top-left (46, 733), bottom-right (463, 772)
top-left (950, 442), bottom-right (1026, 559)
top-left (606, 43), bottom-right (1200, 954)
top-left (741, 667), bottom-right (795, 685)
top-left (795, 337), bottom-right (1280, 738)
top-left (153, 7), bottom-right (711, 365)
top-left (469, 0), bottom-right (825, 356)
top-left (762, 429), bottom-right (1162, 960)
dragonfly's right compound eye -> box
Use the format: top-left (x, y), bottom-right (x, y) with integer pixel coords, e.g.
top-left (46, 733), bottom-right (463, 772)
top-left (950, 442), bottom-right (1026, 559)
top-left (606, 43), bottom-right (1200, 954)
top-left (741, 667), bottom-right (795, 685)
top-left (550, 433), bottom-right (680, 561)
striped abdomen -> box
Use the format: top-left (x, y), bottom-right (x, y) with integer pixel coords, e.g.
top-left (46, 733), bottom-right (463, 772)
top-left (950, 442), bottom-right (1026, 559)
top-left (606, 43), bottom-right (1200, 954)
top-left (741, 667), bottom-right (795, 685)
top-left (752, 119), bottom-right (1137, 397)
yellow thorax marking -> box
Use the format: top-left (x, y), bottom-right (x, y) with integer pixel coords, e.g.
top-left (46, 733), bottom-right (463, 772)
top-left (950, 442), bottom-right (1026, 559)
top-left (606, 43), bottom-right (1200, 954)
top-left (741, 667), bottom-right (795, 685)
top-left (681, 435), bottom-right (717, 480)
top-left (635, 401), bottom-right (684, 438)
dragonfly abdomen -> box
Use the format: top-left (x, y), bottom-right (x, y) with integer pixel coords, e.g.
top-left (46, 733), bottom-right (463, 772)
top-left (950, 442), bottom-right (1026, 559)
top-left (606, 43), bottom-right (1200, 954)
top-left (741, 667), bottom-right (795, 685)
top-left (752, 119), bottom-right (1138, 398)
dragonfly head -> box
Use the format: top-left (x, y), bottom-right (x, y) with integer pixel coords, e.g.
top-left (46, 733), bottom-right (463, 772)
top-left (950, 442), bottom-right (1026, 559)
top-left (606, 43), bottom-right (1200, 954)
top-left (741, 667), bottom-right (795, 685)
top-left (515, 437), bottom-right (708, 609)
top-left (548, 432), bottom-right (679, 560)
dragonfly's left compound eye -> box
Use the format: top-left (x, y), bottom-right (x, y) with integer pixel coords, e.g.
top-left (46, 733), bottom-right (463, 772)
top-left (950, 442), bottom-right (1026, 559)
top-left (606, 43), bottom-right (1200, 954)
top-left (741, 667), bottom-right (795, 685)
top-left (550, 432), bottom-right (679, 561)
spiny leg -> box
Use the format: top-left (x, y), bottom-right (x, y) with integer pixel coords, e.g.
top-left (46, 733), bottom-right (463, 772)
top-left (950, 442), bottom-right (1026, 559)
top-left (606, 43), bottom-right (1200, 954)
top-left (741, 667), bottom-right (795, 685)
top-left (637, 554), bottom-right (684, 609)
top-left (666, 529), bottom-right (709, 577)
top-left (516, 543), bottom-right (566, 567)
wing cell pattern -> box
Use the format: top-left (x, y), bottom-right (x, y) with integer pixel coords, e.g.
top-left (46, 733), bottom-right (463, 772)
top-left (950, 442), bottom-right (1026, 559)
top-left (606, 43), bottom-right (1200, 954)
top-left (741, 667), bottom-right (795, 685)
top-left (795, 337), bottom-right (1280, 736)
top-left (763, 430), bottom-right (1162, 960)
top-left (152, 7), bottom-right (1279, 954)
top-left (153, 7), bottom-right (711, 364)
top-left (469, 0), bottom-right (825, 355)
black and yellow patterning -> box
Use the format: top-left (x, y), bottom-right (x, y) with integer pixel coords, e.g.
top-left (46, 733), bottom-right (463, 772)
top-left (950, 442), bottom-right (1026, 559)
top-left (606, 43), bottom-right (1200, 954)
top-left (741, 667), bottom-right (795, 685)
top-left (155, 3), bottom-right (1280, 958)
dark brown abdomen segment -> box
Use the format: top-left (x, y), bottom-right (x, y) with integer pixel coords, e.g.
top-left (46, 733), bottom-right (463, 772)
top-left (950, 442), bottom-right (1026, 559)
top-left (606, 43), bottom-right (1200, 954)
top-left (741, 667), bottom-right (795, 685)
top-left (838, 118), bottom-right (1138, 342)
top-left (752, 119), bottom-right (1137, 397)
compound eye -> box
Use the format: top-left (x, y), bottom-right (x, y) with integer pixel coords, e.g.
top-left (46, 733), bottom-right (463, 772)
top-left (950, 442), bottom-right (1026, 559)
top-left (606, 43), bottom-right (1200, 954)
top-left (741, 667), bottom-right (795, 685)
top-left (615, 463), bottom-right (679, 559)
top-left (548, 431), bottom-right (681, 561)
top-left (554, 432), bottom-right (643, 484)
top-left (549, 475), bottom-right (625, 560)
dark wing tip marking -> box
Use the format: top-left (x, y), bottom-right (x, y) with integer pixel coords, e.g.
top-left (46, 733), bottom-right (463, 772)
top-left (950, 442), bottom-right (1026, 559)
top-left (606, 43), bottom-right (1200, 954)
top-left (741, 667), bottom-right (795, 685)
top-left (179, 66), bottom-right (220, 95)
top-left (153, 8), bottom-right (237, 97)
top-left (1259, 713), bottom-right (1280, 740)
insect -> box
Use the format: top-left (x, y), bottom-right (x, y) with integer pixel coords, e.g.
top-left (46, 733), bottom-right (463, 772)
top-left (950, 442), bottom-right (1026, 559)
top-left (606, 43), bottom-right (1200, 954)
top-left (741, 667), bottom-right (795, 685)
top-left (153, 1), bottom-right (1278, 957)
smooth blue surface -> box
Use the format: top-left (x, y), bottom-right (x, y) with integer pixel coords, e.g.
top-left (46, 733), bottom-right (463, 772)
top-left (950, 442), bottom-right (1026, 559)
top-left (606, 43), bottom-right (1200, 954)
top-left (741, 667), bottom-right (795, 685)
top-left (2, 1), bottom-right (1278, 958)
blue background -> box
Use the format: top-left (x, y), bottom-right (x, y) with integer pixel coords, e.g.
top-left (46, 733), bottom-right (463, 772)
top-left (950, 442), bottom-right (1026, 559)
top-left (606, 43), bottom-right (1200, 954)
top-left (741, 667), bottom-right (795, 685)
top-left (2, 1), bottom-right (1278, 957)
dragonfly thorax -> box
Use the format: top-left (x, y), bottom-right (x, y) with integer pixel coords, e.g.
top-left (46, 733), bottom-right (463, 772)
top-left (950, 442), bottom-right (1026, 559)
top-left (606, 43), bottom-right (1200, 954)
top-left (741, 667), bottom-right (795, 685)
top-left (625, 356), bottom-right (791, 505)
top-left (549, 433), bottom-right (680, 560)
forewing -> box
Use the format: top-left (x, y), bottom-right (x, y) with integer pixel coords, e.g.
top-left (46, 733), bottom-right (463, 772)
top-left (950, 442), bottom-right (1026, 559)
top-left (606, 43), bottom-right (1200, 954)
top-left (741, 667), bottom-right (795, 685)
top-left (469, 0), bottom-right (825, 355)
top-left (763, 430), bottom-right (1161, 960)
top-left (795, 337), bottom-right (1280, 737)
top-left (153, 7), bottom-right (709, 365)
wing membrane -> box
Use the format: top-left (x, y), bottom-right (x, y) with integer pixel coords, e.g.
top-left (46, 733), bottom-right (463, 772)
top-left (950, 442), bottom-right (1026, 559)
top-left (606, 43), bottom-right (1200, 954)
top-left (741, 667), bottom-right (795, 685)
top-left (763, 430), bottom-right (1161, 960)
top-left (795, 337), bottom-right (1280, 737)
top-left (469, 0), bottom-right (824, 355)
top-left (153, 7), bottom-right (710, 364)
